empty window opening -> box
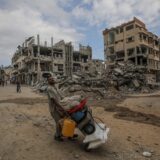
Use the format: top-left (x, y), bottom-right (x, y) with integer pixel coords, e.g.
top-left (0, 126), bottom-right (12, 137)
top-left (126, 36), bottom-right (134, 43)
top-left (108, 31), bottom-right (115, 44)
top-left (137, 57), bottom-right (147, 66)
top-left (108, 47), bottom-right (114, 54)
top-left (116, 51), bottom-right (125, 58)
top-left (126, 24), bottom-right (134, 31)
top-left (120, 27), bottom-right (123, 33)
top-left (127, 48), bottom-right (135, 56)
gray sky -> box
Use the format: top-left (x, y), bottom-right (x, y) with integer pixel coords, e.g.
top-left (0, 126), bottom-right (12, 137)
top-left (0, 0), bottom-right (160, 66)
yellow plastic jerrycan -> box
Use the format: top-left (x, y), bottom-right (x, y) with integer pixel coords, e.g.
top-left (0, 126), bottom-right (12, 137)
top-left (62, 118), bottom-right (76, 137)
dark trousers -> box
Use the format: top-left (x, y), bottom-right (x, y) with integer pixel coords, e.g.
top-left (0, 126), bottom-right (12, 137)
top-left (48, 99), bottom-right (64, 137)
top-left (17, 85), bottom-right (21, 93)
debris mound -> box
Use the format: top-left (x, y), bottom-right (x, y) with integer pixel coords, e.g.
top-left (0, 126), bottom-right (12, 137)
top-left (105, 61), bottom-right (159, 94)
top-left (32, 62), bottom-right (160, 98)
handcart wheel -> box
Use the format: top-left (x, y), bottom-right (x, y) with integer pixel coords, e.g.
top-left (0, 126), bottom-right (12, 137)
top-left (83, 142), bottom-right (91, 152)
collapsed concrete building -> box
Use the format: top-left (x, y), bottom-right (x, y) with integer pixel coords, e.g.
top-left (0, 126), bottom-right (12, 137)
top-left (86, 59), bottom-right (105, 77)
top-left (103, 17), bottom-right (160, 83)
top-left (11, 35), bottom-right (103, 84)
top-left (3, 66), bottom-right (13, 82)
top-left (73, 44), bottom-right (92, 73)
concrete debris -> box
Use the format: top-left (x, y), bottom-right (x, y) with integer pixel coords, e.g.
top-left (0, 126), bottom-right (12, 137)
top-left (142, 151), bottom-right (152, 157)
top-left (32, 62), bottom-right (160, 98)
top-left (69, 85), bottom-right (82, 92)
top-left (14, 113), bottom-right (30, 122)
top-left (114, 68), bottom-right (123, 75)
top-left (74, 154), bottom-right (80, 158)
top-left (132, 79), bottom-right (140, 88)
top-left (105, 62), bottom-right (159, 94)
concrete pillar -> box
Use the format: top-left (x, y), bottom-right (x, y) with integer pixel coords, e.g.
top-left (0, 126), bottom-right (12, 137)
top-left (28, 47), bottom-right (30, 56)
top-left (37, 34), bottom-right (41, 81)
top-left (33, 61), bottom-right (35, 72)
top-left (31, 45), bottom-right (34, 57)
top-left (25, 39), bottom-right (27, 47)
top-left (135, 47), bottom-right (138, 65)
top-left (20, 46), bottom-right (23, 56)
top-left (147, 58), bottom-right (149, 69)
top-left (140, 58), bottom-right (143, 66)
top-left (51, 37), bottom-right (54, 72)
top-left (44, 41), bottom-right (47, 47)
top-left (154, 60), bottom-right (156, 69)
top-left (70, 44), bottom-right (73, 78)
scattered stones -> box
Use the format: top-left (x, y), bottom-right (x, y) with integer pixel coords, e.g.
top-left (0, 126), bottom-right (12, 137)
top-left (132, 79), bottom-right (140, 88)
top-left (127, 136), bottom-right (131, 141)
top-left (74, 154), bottom-right (80, 158)
top-left (32, 121), bottom-right (41, 127)
top-left (142, 151), bottom-right (152, 157)
top-left (15, 114), bottom-right (29, 122)
top-left (69, 85), bottom-right (81, 92)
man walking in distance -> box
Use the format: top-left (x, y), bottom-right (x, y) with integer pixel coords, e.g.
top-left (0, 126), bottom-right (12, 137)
top-left (16, 80), bottom-right (21, 93)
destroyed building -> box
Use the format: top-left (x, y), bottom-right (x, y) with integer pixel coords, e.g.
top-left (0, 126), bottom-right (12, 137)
top-left (3, 66), bottom-right (13, 82)
top-left (73, 44), bottom-right (92, 73)
top-left (86, 59), bottom-right (105, 77)
top-left (11, 35), bottom-right (93, 84)
top-left (103, 17), bottom-right (160, 83)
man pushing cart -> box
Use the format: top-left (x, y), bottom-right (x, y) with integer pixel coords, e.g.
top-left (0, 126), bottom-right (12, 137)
top-left (47, 77), bottom-right (109, 150)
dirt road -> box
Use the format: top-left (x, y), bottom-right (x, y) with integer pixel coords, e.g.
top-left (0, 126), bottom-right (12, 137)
top-left (0, 85), bottom-right (159, 160)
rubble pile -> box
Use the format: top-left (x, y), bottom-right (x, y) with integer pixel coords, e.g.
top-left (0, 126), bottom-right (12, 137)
top-left (32, 72), bottom-right (117, 99)
top-left (32, 62), bottom-right (159, 99)
top-left (53, 73), bottom-right (122, 99)
top-left (105, 62), bottom-right (156, 93)
top-left (32, 81), bottom-right (48, 93)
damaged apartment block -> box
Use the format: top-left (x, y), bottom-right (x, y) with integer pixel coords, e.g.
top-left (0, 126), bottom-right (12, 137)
top-left (103, 17), bottom-right (160, 84)
top-left (73, 44), bottom-right (92, 73)
top-left (11, 35), bottom-right (99, 84)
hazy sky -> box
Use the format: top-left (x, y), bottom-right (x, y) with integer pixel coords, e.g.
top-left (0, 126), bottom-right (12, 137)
top-left (0, 0), bottom-right (160, 66)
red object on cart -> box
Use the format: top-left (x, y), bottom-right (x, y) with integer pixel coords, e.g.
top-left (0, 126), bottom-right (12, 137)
top-left (67, 98), bottom-right (87, 114)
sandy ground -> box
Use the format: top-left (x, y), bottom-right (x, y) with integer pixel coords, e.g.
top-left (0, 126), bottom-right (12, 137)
top-left (0, 85), bottom-right (160, 160)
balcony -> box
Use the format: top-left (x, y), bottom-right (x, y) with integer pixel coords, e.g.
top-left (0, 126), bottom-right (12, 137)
top-left (116, 51), bottom-right (125, 60)
top-left (148, 54), bottom-right (159, 61)
top-left (128, 53), bottom-right (136, 58)
top-left (39, 56), bottom-right (52, 62)
top-left (135, 27), bottom-right (148, 35)
top-left (139, 39), bottom-right (149, 46)
top-left (18, 65), bottom-right (28, 72)
top-left (153, 45), bottom-right (159, 51)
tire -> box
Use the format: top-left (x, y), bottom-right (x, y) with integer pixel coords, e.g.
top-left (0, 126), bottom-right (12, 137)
top-left (83, 143), bottom-right (91, 152)
top-left (83, 123), bottom-right (95, 135)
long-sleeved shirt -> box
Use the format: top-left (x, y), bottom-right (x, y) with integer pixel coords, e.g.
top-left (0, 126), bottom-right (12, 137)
top-left (47, 84), bottom-right (82, 111)
top-left (47, 85), bottom-right (63, 102)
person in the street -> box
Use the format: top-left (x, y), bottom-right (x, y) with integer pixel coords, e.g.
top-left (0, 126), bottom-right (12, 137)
top-left (47, 77), bottom-right (66, 141)
top-left (16, 80), bottom-right (21, 93)
top-left (47, 77), bottom-right (80, 141)
top-left (1, 80), bottom-right (4, 87)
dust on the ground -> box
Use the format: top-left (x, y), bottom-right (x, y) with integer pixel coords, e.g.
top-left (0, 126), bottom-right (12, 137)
top-left (0, 85), bottom-right (160, 160)
top-left (0, 97), bottom-right (47, 105)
